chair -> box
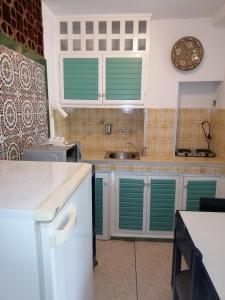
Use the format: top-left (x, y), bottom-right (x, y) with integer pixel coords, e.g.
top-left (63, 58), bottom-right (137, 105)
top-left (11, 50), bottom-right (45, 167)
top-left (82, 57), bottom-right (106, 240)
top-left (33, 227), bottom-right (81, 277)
top-left (200, 197), bottom-right (225, 212)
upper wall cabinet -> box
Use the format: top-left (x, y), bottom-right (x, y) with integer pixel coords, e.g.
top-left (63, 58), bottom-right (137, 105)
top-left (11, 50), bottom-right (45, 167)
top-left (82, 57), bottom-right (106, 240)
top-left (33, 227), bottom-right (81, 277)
top-left (57, 15), bottom-right (151, 107)
top-left (60, 54), bottom-right (146, 105)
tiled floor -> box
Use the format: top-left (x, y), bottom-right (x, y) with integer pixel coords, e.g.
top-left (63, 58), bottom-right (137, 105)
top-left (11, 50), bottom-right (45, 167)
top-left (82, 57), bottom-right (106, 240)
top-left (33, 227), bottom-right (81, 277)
top-left (94, 240), bottom-right (173, 300)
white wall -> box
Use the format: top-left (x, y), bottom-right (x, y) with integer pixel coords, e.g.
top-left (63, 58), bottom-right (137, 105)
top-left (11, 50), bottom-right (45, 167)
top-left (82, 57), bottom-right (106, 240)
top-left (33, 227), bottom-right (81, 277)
top-left (148, 18), bottom-right (225, 108)
top-left (215, 81), bottom-right (225, 108)
top-left (42, 8), bottom-right (225, 110)
top-left (42, 2), bottom-right (58, 108)
top-left (42, 2), bottom-right (59, 137)
top-left (178, 81), bottom-right (220, 108)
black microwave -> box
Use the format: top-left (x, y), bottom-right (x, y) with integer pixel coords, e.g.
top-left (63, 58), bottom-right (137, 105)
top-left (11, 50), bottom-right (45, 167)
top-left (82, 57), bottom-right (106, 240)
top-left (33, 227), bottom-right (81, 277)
top-left (23, 143), bottom-right (82, 162)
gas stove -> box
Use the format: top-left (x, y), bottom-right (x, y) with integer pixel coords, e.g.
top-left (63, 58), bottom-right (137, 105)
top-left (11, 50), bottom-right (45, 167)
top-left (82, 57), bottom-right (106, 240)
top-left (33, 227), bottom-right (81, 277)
top-left (175, 148), bottom-right (215, 158)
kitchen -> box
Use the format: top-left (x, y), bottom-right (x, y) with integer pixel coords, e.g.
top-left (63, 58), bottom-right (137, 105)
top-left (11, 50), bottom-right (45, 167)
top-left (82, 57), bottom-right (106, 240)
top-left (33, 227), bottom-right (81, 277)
top-left (1, 0), bottom-right (225, 299)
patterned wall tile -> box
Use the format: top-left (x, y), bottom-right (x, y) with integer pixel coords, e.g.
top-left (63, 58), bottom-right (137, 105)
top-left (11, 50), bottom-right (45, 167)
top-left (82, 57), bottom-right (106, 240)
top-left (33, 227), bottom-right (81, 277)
top-left (0, 45), bottom-right (48, 160)
top-left (0, 0), bottom-right (44, 56)
top-left (54, 108), bottom-right (144, 153)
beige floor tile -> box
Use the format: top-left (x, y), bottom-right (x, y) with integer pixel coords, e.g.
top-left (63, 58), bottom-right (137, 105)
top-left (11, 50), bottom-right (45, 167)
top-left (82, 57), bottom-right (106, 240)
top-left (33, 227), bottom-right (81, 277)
top-left (135, 241), bottom-right (173, 300)
top-left (94, 240), bottom-right (137, 300)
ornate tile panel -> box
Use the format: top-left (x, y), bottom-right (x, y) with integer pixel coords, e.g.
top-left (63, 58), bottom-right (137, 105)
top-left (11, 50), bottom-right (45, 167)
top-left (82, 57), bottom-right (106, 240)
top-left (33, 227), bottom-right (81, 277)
top-left (0, 45), bottom-right (48, 160)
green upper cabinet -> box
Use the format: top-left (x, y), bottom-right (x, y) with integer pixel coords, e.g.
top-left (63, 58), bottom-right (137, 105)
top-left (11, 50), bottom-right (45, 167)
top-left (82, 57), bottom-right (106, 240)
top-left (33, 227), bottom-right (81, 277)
top-left (149, 179), bottom-right (176, 231)
top-left (63, 57), bottom-right (99, 100)
top-left (60, 54), bottom-right (146, 106)
top-left (105, 57), bottom-right (142, 101)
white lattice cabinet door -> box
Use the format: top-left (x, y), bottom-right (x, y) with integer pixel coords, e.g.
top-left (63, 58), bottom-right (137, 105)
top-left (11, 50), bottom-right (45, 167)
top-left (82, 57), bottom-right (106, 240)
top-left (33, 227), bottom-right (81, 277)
top-left (57, 14), bottom-right (151, 107)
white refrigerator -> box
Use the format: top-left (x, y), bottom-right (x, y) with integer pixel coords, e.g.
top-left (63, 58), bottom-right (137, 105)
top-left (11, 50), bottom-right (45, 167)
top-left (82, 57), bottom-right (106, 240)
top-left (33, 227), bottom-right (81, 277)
top-left (0, 160), bottom-right (93, 300)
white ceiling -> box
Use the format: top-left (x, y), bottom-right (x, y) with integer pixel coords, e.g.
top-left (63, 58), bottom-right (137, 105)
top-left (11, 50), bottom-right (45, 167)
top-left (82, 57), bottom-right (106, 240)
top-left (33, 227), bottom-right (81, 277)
top-left (43, 0), bottom-right (225, 20)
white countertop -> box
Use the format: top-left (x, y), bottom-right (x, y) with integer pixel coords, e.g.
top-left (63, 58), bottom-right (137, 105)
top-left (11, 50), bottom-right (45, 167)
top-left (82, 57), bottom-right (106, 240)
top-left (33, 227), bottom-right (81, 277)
top-left (0, 160), bottom-right (92, 221)
top-left (180, 211), bottom-right (225, 299)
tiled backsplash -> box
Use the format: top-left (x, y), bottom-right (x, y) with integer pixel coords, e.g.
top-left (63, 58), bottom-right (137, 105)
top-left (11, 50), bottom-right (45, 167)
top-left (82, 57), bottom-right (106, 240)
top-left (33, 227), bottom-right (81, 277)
top-left (53, 107), bottom-right (225, 159)
top-left (176, 108), bottom-right (211, 150)
top-left (54, 108), bottom-right (144, 153)
top-left (145, 109), bottom-right (176, 157)
top-left (0, 45), bottom-right (48, 160)
top-left (210, 109), bottom-right (225, 159)
top-left (176, 108), bottom-right (225, 160)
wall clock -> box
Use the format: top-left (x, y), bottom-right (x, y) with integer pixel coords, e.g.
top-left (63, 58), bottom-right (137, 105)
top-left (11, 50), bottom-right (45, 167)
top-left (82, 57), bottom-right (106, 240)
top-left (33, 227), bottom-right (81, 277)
top-left (171, 36), bottom-right (204, 71)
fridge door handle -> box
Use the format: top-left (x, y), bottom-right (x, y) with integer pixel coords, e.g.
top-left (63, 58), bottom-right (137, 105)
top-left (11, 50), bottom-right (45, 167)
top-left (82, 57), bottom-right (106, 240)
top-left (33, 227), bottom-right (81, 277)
top-left (52, 207), bottom-right (77, 247)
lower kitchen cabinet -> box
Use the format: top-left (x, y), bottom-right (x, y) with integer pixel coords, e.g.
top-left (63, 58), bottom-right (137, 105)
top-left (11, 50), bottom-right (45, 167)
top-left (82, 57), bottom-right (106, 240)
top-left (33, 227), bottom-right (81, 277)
top-left (118, 176), bottom-right (146, 231)
top-left (149, 179), bottom-right (177, 232)
top-left (182, 176), bottom-right (218, 211)
top-left (95, 172), bottom-right (109, 240)
top-left (109, 173), bottom-right (223, 239)
top-left (112, 174), bottom-right (179, 237)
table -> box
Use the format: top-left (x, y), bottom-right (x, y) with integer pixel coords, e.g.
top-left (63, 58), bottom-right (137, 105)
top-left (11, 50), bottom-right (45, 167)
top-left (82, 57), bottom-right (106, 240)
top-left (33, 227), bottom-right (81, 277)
top-left (172, 211), bottom-right (225, 299)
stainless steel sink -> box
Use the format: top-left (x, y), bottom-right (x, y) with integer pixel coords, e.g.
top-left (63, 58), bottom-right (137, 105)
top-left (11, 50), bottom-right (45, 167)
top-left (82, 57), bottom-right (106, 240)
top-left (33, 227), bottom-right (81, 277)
top-left (105, 151), bottom-right (140, 160)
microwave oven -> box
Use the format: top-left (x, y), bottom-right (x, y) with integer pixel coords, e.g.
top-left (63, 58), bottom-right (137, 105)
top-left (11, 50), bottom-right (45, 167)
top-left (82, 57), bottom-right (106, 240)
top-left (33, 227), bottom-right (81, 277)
top-left (23, 143), bottom-right (82, 162)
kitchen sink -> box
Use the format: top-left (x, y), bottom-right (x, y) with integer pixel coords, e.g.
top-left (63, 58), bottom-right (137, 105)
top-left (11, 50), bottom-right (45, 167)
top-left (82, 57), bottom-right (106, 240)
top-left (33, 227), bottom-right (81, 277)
top-left (104, 151), bottom-right (140, 160)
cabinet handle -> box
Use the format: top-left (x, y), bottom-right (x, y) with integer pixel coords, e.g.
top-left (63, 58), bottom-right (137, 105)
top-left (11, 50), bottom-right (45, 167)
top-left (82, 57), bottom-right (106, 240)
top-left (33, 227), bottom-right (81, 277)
top-left (98, 94), bottom-right (102, 98)
top-left (104, 182), bottom-right (107, 187)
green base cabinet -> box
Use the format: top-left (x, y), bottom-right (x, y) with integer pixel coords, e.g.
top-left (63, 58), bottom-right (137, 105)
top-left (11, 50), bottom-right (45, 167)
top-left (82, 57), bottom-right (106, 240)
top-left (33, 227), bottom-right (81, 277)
top-left (149, 179), bottom-right (176, 231)
top-left (119, 177), bottom-right (145, 231)
top-left (183, 177), bottom-right (218, 211)
top-left (115, 174), bottom-right (179, 236)
top-left (95, 177), bottom-right (104, 235)
top-left (95, 173), bottom-right (109, 240)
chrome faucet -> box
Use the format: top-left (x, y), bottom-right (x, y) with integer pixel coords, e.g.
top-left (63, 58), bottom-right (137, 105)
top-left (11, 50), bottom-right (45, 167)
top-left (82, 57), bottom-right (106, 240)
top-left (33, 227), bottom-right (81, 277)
top-left (127, 142), bottom-right (138, 152)
top-left (127, 142), bottom-right (148, 156)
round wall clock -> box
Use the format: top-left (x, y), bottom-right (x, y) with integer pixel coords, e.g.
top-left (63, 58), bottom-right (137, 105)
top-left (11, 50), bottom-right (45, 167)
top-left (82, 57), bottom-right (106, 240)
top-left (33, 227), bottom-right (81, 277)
top-left (171, 36), bottom-right (204, 71)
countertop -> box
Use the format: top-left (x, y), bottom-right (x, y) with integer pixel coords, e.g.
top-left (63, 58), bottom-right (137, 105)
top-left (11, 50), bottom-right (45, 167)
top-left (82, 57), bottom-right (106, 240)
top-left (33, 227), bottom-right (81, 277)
top-left (82, 150), bottom-right (225, 166)
top-left (0, 160), bottom-right (92, 221)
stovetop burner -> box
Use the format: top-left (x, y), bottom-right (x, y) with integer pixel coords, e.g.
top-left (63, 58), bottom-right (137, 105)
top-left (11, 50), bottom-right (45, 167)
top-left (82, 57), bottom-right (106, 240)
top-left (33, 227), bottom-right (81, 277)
top-left (175, 148), bottom-right (215, 158)
top-left (177, 149), bottom-right (191, 153)
top-left (196, 149), bottom-right (212, 154)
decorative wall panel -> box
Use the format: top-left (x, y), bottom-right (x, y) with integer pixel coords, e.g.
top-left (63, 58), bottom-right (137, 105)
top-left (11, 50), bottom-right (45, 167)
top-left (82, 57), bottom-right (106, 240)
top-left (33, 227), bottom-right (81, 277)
top-left (0, 0), bottom-right (43, 55)
top-left (0, 45), bottom-right (48, 160)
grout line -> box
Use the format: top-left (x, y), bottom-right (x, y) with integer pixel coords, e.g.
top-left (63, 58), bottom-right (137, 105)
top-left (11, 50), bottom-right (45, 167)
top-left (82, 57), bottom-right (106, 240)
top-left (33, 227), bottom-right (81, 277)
top-left (134, 241), bottom-right (139, 300)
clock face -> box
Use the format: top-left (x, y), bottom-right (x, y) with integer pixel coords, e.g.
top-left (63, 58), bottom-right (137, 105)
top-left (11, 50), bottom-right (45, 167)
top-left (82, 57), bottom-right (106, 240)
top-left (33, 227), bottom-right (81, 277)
top-left (171, 36), bottom-right (204, 71)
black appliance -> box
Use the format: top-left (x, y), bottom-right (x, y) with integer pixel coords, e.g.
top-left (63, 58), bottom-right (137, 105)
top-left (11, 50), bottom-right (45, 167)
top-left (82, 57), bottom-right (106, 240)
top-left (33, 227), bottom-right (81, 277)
top-left (92, 165), bottom-right (97, 267)
top-left (175, 148), bottom-right (215, 157)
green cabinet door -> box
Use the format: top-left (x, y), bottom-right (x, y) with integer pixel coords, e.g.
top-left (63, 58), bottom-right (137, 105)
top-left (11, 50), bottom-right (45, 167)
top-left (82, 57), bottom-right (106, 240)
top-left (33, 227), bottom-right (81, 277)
top-left (186, 180), bottom-right (217, 211)
top-left (106, 58), bottom-right (142, 100)
top-left (63, 57), bottom-right (99, 100)
top-left (150, 179), bottom-right (176, 231)
top-left (119, 178), bottom-right (144, 230)
top-left (95, 178), bottom-right (103, 235)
